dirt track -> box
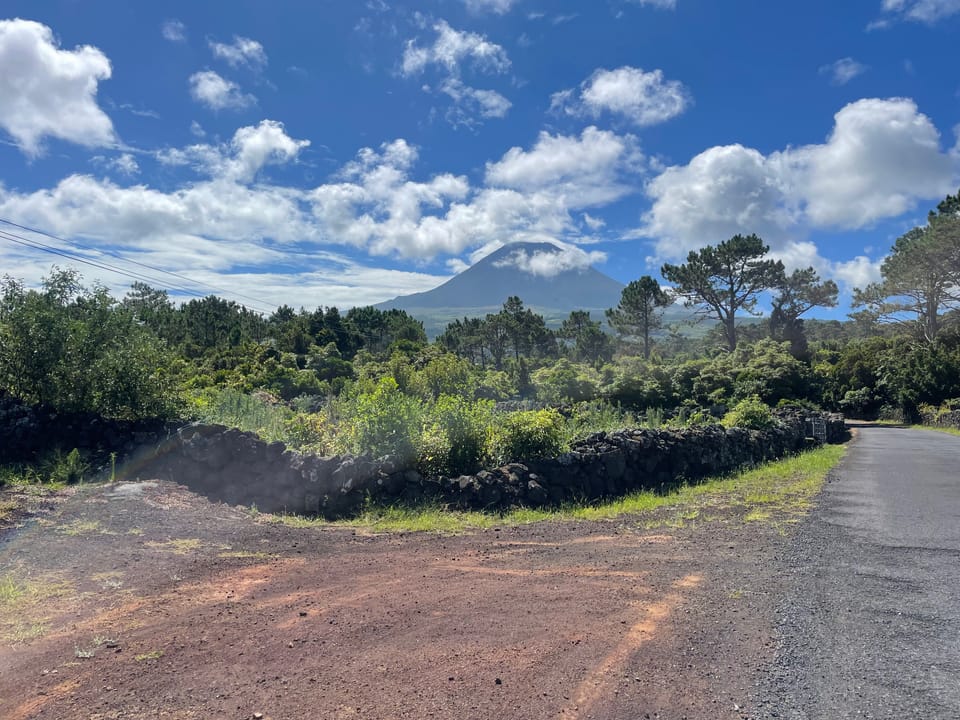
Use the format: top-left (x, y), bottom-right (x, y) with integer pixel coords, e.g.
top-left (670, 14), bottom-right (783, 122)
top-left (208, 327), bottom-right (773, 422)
top-left (0, 480), bottom-right (786, 720)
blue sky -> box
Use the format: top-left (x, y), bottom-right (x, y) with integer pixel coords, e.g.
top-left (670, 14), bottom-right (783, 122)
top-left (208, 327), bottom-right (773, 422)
top-left (1, 0), bottom-right (958, 317)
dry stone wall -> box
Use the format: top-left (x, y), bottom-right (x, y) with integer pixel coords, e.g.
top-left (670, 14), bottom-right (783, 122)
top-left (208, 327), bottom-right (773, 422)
top-left (127, 409), bottom-right (845, 518)
top-left (0, 391), bottom-right (173, 467)
top-left (919, 407), bottom-right (960, 430)
top-left (0, 391), bottom-right (845, 518)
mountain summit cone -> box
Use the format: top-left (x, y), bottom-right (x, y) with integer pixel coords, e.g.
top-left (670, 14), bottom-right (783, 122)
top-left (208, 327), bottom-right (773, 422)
top-left (376, 241), bottom-right (624, 317)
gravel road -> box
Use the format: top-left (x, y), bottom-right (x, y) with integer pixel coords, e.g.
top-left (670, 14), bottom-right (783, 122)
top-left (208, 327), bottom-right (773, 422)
top-left (763, 425), bottom-right (960, 718)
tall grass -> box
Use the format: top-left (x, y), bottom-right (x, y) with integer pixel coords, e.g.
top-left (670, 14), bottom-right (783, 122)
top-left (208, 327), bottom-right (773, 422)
top-left (193, 388), bottom-right (296, 443)
top-left (562, 400), bottom-right (640, 444)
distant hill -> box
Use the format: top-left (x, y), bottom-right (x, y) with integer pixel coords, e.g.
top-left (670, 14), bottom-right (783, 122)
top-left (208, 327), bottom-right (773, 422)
top-left (376, 242), bottom-right (628, 337)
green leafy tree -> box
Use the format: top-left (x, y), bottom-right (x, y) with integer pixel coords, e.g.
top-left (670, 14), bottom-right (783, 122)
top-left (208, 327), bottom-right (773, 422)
top-left (123, 283), bottom-right (182, 343)
top-left (0, 269), bottom-right (180, 419)
top-left (606, 276), bottom-right (672, 359)
top-left (0, 270), bottom-right (77, 405)
top-left (419, 395), bottom-right (494, 477)
top-left (346, 306), bottom-right (427, 355)
top-left (500, 296), bottom-right (555, 361)
top-left (934, 187), bottom-right (960, 217)
top-left (852, 216), bottom-right (960, 343)
top-left (341, 376), bottom-right (423, 461)
top-left (438, 317), bottom-right (487, 367)
top-left (481, 312), bottom-right (509, 370)
top-left (770, 268), bottom-right (839, 359)
top-left (415, 353), bottom-right (477, 400)
top-left (661, 234), bottom-right (785, 351)
top-left (604, 357), bottom-right (675, 409)
top-left (180, 295), bottom-right (265, 350)
top-left (721, 396), bottom-right (776, 430)
top-left (559, 310), bottom-right (614, 364)
top-left (730, 339), bottom-right (813, 405)
top-left (271, 306), bottom-right (313, 354)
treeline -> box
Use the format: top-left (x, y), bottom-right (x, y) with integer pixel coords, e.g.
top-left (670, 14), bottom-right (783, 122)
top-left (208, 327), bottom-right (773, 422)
top-left (1, 189), bottom-right (958, 429)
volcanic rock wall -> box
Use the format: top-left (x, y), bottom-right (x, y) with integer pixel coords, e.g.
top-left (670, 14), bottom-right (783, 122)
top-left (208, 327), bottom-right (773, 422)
top-left (0, 391), bottom-right (845, 517)
top-left (129, 410), bottom-right (846, 518)
top-left (0, 391), bottom-right (173, 467)
top-left (919, 407), bottom-right (960, 430)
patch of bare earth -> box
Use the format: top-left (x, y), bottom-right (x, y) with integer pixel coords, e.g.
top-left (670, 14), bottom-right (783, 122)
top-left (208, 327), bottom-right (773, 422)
top-left (0, 481), bottom-right (786, 720)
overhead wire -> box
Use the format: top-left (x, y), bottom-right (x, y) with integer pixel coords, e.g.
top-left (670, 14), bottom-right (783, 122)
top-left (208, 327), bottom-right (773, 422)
top-left (0, 217), bottom-right (280, 315)
top-left (1, 230), bottom-right (211, 297)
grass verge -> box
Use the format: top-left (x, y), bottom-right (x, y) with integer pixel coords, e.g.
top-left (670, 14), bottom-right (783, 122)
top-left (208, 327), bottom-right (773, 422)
top-left (268, 443), bottom-right (846, 535)
top-left (911, 424), bottom-right (960, 437)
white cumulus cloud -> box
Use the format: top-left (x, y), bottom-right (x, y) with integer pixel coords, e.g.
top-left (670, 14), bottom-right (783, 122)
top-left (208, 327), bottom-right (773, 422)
top-left (189, 70), bottom-right (256, 111)
top-left (157, 120), bottom-right (309, 183)
top-left (440, 78), bottom-right (512, 124)
top-left (644, 143), bottom-right (797, 255)
top-left (462, 0), bottom-right (518, 13)
top-left (486, 126), bottom-right (644, 206)
top-left (638, 97), bottom-right (957, 283)
top-left (832, 255), bottom-right (883, 289)
top-left (401, 20), bottom-right (511, 127)
top-left (789, 98), bottom-right (955, 228)
top-left (401, 20), bottom-right (510, 77)
top-left (492, 241), bottom-right (607, 278)
top-left (161, 19), bottom-right (186, 43)
top-left (626, 0), bottom-right (677, 7)
top-left (0, 18), bottom-right (115, 156)
top-left (209, 35), bottom-right (268, 70)
top-left (819, 57), bottom-right (868, 85)
top-left (877, 0), bottom-right (960, 24)
top-left (92, 152), bottom-right (139, 177)
top-left (550, 66), bottom-right (691, 127)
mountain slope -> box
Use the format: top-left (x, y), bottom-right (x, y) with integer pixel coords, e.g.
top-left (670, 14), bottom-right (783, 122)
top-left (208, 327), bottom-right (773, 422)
top-left (376, 242), bottom-right (625, 314)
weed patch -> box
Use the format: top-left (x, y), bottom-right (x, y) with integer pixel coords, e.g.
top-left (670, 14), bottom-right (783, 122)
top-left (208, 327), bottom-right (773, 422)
top-left (145, 538), bottom-right (202, 555)
top-left (0, 573), bottom-right (75, 643)
top-left (57, 519), bottom-right (108, 536)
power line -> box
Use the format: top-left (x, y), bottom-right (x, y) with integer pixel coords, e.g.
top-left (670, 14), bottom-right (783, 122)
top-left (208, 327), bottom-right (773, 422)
top-left (0, 229), bottom-right (278, 316)
top-left (0, 216), bottom-right (280, 311)
top-left (1, 230), bottom-right (197, 291)
top-left (0, 229), bottom-right (276, 316)
top-left (0, 218), bottom-right (280, 315)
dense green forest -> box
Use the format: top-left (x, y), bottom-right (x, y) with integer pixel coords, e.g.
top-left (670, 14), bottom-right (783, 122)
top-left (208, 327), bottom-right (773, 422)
top-left (2, 190), bottom-right (959, 477)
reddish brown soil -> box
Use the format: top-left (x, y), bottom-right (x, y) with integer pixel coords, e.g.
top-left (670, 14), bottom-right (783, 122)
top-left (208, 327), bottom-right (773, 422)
top-left (0, 481), bottom-right (784, 720)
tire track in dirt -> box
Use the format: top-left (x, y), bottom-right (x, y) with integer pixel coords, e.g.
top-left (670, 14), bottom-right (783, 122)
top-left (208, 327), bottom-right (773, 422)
top-left (566, 573), bottom-right (703, 718)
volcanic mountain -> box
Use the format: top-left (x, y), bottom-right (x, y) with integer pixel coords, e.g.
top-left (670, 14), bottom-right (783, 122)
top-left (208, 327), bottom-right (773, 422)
top-left (375, 242), bottom-right (626, 337)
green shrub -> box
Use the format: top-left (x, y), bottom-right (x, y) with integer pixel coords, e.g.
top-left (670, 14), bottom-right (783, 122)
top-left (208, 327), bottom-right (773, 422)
top-left (40, 448), bottom-right (90, 484)
top-left (475, 370), bottom-right (515, 401)
top-left (683, 408), bottom-right (715, 427)
top-left (837, 387), bottom-right (881, 419)
top-left (416, 425), bottom-right (452, 479)
top-left (420, 395), bottom-right (493, 477)
top-left (281, 413), bottom-right (330, 453)
top-left (532, 360), bottom-right (600, 403)
top-left (342, 377), bottom-right (422, 462)
top-left (721, 396), bottom-right (776, 430)
top-left (492, 408), bottom-right (566, 464)
top-left (415, 354), bottom-right (477, 400)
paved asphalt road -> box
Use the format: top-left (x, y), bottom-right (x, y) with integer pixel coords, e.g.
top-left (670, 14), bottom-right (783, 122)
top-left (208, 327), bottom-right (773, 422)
top-left (762, 425), bottom-right (960, 719)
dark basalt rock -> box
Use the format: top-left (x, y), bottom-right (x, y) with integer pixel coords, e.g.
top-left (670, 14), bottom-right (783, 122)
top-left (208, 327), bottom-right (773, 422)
top-left (0, 391), bottom-right (845, 518)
